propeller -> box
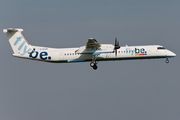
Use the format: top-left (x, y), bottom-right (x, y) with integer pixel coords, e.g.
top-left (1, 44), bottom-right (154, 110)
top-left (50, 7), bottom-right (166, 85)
top-left (114, 38), bottom-right (120, 56)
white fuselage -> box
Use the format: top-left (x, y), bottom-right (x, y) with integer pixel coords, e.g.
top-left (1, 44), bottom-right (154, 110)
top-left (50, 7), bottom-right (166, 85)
top-left (13, 44), bottom-right (176, 63)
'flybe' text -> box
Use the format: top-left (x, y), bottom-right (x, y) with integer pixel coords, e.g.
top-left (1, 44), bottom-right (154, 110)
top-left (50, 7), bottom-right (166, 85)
top-left (14, 36), bottom-right (51, 60)
top-left (29, 48), bottom-right (51, 60)
top-left (126, 48), bottom-right (147, 56)
top-left (14, 36), bottom-right (32, 55)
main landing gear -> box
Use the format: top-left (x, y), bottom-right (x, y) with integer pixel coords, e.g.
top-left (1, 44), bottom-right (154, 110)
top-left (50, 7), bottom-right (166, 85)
top-left (90, 61), bottom-right (98, 70)
top-left (165, 58), bottom-right (169, 63)
top-left (90, 55), bottom-right (98, 70)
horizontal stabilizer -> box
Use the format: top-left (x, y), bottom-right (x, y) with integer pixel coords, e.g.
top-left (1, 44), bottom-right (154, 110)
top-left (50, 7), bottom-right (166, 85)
top-left (3, 28), bottom-right (23, 33)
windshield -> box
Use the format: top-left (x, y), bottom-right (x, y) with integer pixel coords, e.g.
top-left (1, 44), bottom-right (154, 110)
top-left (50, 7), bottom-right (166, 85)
top-left (157, 47), bottom-right (166, 50)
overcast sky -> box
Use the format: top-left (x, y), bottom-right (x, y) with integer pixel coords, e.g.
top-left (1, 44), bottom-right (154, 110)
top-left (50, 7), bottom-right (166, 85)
top-left (0, 0), bottom-right (180, 120)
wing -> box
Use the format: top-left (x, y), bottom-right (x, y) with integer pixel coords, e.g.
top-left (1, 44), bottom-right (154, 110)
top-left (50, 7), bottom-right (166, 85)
top-left (86, 38), bottom-right (101, 49)
top-left (75, 38), bottom-right (114, 55)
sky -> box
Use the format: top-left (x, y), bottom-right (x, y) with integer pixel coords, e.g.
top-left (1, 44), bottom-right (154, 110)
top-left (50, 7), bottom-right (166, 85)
top-left (0, 0), bottom-right (180, 120)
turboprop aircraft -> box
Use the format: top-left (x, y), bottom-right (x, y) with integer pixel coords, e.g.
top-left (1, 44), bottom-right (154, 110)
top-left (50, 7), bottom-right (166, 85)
top-left (3, 28), bottom-right (176, 70)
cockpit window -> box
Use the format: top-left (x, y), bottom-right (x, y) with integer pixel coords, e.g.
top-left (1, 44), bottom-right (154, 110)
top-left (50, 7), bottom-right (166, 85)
top-left (157, 47), bottom-right (166, 50)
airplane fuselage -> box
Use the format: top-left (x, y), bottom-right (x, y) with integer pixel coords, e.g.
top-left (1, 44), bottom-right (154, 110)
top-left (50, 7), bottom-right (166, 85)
top-left (13, 44), bottom-right (176, 63)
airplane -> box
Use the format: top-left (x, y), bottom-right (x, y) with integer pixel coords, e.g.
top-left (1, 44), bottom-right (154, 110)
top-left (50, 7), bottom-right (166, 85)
top-left (3, 28), bottom-right (176, 70)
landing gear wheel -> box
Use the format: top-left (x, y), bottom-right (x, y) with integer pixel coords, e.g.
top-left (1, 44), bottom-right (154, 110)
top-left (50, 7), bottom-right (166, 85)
top-left (93, 65), bottom-right (98, 70)
top-left (165, 59), bottom-right (169, 63)
top-left (90, 55), bottom-right (98, 70)
top-left (90, 62), bottom-right (95, 67)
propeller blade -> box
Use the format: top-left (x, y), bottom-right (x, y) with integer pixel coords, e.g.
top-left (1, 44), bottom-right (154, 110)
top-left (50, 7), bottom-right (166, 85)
top-left (114, 37), bottom-right (120, 57)
top-left (115, 49), bottom-right (117, 56)
top-left (115, 37), bottom-right (117, 46)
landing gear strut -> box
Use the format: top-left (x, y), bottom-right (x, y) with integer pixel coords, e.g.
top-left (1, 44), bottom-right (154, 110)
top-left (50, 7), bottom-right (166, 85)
top-left (90, 55), bottom-right (98, 70)
top-left (165, 58), bottom-right (169, 63)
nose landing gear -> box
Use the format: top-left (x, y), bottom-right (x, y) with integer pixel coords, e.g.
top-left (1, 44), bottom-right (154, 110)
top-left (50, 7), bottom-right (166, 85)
top-left (165, 58), bottom-right (169, 63)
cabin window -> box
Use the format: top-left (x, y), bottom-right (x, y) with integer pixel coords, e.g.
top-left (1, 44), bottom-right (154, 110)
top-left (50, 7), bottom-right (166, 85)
top-left (157, 47), bottom-right (166, 50)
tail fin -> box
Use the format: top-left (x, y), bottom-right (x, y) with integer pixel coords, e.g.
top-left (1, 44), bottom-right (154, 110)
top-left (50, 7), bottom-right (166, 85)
top-left (3, 28), bottom-right (32, 56)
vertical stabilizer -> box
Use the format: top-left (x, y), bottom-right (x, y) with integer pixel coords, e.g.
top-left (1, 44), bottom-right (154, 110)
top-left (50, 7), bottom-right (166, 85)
top-left (3, 28), bottom-right (32, 56)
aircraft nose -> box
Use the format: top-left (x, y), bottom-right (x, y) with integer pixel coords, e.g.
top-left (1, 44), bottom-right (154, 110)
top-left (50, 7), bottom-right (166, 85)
top-left (170, 51), bottom-right (176, 57)
top-left (173, 52), bottom-right (176, 57)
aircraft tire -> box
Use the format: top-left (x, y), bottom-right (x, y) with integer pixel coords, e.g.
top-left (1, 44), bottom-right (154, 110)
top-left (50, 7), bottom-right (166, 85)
top-left (90, 62), bottom-right (95, 67)
top-left (165, 59), bottom-right (169, 63)
top-left (93, 65), bottom-right (98, 70)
